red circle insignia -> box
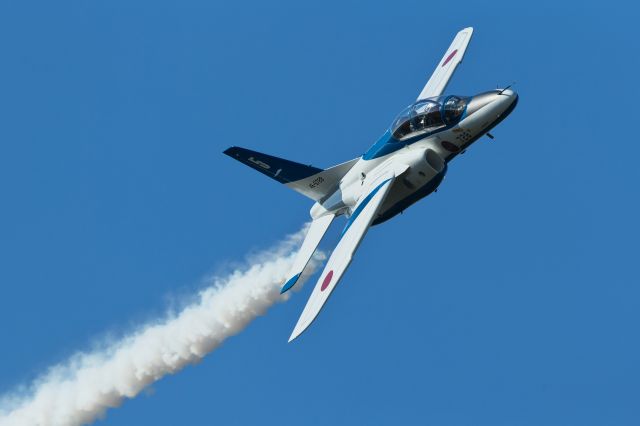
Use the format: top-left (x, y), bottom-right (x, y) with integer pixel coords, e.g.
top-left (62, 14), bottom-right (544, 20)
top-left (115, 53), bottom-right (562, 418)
top-left (441, 140), bottom-right (460, 153)
top-left (442, 49), bottom-right (458, 67)
top-left (320, 270), bottom-right (334, 292)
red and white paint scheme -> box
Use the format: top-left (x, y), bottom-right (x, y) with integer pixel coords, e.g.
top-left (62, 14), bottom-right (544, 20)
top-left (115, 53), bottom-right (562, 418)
top-left (224, 27), bottom-right (518, 342)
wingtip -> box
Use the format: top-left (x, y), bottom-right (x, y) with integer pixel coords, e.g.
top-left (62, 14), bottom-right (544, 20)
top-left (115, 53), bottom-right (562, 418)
top-left (288, 314), bottom-right (315, 343)
top-left (288, 328), bottom-right (303, 343)
top-left (457, 27), bottom-right (473, 37)
top-left (280, 273), bottom-right (301, 294)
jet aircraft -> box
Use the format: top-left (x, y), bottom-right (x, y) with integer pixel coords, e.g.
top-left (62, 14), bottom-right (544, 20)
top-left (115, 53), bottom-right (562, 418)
top-left (224, 27), bottom-right (518, 341)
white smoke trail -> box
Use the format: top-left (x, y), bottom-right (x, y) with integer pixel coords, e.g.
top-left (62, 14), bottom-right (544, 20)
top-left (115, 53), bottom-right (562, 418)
top-left (0, 226), bottom-right (322, 426)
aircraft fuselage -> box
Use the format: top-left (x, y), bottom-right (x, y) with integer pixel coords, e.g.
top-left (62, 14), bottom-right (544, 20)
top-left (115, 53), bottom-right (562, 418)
top-left (225, 27), bottom-right (522, 340)
top-left (310, 89), bottom-right (519, 225)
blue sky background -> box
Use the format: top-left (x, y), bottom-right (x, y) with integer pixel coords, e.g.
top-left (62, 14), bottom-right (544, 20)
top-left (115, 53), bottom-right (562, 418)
top-left (1, 1), bottom-right (639, 424)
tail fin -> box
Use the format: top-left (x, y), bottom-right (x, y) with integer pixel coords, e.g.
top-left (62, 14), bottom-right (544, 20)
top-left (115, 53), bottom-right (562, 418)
top-left (223, 146), bottom-right (358, 201)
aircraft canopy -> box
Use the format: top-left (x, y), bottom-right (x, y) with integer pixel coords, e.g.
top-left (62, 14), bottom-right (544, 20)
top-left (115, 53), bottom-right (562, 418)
top-left (391, 95), bottom-right (469, 140)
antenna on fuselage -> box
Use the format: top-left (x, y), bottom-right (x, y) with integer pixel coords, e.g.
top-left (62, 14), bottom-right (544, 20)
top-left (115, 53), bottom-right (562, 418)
top-left (498, 82), bottom-right (516, 95)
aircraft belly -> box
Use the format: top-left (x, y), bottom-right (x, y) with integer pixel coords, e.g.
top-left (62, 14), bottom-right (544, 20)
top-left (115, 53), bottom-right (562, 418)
top-left (372, 170), bottom-right (445, 226)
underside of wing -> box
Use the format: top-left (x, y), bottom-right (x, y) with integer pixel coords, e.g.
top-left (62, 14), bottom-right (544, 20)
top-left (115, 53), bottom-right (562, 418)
top-left (281, 214), bottom-right (335, 294)
top-left (417, 27), bottom-right (474, 100)
top-left (288, 172), bottom-right (397, 342)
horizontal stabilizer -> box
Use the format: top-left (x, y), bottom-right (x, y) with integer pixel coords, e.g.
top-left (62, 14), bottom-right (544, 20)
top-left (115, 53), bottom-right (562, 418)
top-left (224, 146), bottom-right (359, 201)
top-left (281, 214), bottom-right (335, 294)
top-left (224, 146), bottom-right (322, 184)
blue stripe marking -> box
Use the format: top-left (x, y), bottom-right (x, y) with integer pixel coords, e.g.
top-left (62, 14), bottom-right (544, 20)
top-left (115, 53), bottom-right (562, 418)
top-left (341, 178), bottom-right (392, 237)
top-left (363, 96), bottom-right (474, 161)
top-left (362, 125), bottom-right (453, 160)
top-left (280, 273), bottom-right (301, 294)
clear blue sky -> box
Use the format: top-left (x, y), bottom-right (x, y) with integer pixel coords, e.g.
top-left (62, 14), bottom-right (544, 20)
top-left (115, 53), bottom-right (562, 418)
top-left (1, 1), bottom-right (639, 425)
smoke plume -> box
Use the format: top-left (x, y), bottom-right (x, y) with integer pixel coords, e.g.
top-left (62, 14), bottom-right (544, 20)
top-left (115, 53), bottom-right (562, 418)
top-left (0, 226), bottom-right (322, 426)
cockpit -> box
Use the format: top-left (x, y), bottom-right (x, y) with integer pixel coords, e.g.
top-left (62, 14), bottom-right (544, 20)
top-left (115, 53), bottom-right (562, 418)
top-left (391, 95), bottom-right (469, 140)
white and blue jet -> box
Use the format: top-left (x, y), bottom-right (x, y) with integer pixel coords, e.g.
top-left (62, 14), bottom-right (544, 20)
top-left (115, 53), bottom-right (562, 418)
top-left (224, 27), bottom-right (518, 341)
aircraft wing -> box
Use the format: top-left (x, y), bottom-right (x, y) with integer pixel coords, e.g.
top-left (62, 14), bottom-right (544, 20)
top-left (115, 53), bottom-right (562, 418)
top-left (281, 213), bottom-right (336, 294)
top-left (288, 170), bottom-right (398, 342)
top-left (417, 27), bottom-right (474, 100)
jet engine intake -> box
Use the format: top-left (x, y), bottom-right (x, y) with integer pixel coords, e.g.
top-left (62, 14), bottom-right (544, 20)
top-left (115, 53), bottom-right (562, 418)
top-left (395, 147), bottom-right (446, 190)
top-left (425, 148), bottom-right (446, 175)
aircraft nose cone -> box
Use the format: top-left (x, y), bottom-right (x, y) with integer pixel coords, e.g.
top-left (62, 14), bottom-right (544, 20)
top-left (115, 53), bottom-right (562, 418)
top-left (466, 90), bottom-right (499, 115)
top-left (499, 88), bottom-right (516, 97)
top-left (498, 88), bottom-right (518, 107)
top-left (497, 88), bottom-right (519, 114)
top-left (465, 88), bottom-right (518, 118)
